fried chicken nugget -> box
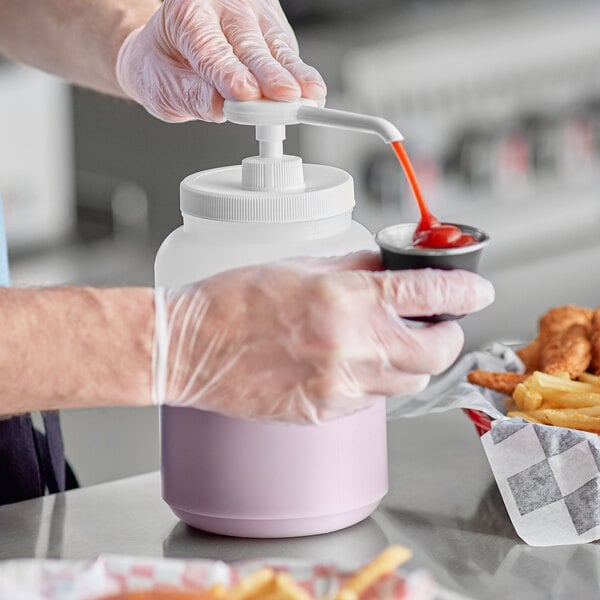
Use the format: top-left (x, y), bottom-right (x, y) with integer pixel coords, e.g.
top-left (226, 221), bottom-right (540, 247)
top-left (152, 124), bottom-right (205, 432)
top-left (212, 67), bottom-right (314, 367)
top-left (539, 306), bottom-right (593, 378)
top-left (516, 338), bottom-right (541, 373)
top-left (467, 370), bottom-right (528, 395)
top-left (538, 305), bottom-right (593, 342)
top-left (590, 308), bottom-right (600, 376)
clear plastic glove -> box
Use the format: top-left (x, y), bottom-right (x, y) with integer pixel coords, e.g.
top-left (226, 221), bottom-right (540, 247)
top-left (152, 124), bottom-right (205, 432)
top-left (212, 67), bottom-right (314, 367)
top-left (152, 252), bottom-right (495, 424)
top-left (116, 0), bottom-right (326, 123)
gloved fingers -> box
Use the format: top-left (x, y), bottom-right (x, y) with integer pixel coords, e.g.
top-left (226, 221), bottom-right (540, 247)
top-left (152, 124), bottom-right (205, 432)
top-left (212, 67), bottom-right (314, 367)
top-left (258, 0), bottom-right (301, 53)
top-left (116, 24), bottom-right (228, 123)
top-left (221, 7), bottom-right (302, 100)
top-left (312, 395), bottom-right (379, 424)
top-left (302, 379), bottom-right (379, 423)
top-left (379, 319), bottom-right (465, 375)
top-left (375, 268), bottom-right (495, 318)
top-left (342, 358), bottom-right (431, 397)
top-left (276, 55), bottom-right (327, 100)
top-left (326, 250), bottom-right (383, 272)
top-left (150, 68), bottom-right (226, 122)
top-left (174, 9), bottom-right (262, 101)
top-left (260, 22), bottom-right (327, 99)
top-left (182, 80), bottom-right (226, 122)
top-left (361, 370), bottom-right (431, 397)
top-left (163, 2), bottom-right (260, 100)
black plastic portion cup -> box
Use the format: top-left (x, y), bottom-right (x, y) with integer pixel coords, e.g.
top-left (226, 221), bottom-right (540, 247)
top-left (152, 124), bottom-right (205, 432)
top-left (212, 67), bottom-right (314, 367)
top-left (374, 222), bottom-right (490, 322)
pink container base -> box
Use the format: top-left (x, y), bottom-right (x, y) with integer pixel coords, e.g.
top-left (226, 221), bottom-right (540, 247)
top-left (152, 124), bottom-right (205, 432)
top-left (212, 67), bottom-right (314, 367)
top-left (170, 499), bottom-right (382, 539)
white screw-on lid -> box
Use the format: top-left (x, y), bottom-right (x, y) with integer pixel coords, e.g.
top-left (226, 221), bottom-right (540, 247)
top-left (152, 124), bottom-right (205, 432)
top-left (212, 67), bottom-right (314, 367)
top-left (180, 163), bottom-right (354, 223)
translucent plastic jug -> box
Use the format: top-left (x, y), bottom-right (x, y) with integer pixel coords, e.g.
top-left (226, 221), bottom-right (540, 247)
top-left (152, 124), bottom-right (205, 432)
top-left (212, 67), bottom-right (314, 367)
top-left (156, 100), bottom-right (403, 538)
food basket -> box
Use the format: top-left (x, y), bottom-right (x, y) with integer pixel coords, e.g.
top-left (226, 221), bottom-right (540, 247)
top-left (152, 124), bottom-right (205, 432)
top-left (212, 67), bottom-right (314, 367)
top-left (386, 342), bottom-right (600, 546)
top-left (0, 552), bottom-right (470, 600)
top-left (463, 409), bottom-right (492, 436)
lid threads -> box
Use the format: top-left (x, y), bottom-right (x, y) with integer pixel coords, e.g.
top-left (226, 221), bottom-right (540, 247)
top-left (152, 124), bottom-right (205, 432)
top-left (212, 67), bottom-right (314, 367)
top-left (180, 164), bottom-right (355, 223)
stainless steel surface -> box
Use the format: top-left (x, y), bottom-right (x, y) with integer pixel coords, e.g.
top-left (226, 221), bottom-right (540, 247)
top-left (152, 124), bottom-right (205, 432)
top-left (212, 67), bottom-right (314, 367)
top-left (2, 412), bottom-right (600, 599)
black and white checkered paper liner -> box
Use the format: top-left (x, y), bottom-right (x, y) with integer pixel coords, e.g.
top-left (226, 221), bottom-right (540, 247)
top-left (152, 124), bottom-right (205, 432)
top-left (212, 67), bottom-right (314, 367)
top-left (386, 343), bottom-right (600, 546)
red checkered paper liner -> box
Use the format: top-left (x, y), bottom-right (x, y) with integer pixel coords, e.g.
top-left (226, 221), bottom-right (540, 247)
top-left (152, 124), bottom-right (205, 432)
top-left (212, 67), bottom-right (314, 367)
top-left (0, 554), bottom-right (472, 600)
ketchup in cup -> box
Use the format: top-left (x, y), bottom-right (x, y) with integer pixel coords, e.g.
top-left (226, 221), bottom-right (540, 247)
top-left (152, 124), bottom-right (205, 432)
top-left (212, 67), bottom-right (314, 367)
top-left (391, 141), bottom-right (477, 248)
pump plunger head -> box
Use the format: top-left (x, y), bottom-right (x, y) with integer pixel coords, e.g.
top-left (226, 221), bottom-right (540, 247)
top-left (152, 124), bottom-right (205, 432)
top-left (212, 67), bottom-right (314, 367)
top-left (223, 99), bottom-right (404, 155)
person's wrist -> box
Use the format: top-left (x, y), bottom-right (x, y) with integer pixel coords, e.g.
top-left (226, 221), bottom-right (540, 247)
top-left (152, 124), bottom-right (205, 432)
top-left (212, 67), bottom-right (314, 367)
top-left (115, 26), bottom-right (143, 100)
top-left (120, 287), bottom-right (155, 408)
top-left (110, 2), bottom-right (161, 98)
top-left (90, 287), bottom-right (155, 409)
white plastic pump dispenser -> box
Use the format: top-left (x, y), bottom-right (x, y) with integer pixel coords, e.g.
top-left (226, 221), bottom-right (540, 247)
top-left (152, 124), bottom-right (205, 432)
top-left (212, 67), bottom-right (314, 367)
top-left (156, 100), bottom-right (403, 538)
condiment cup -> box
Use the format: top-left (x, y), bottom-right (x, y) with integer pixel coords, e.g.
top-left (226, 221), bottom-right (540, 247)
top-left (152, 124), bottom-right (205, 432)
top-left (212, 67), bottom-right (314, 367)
top-left (375, 222), bottom-right (490, 322)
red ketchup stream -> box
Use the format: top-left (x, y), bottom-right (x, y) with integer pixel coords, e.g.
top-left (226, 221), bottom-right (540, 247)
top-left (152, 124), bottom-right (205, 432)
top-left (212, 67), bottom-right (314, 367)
top-left (391, 141), bottom-right (476, 248)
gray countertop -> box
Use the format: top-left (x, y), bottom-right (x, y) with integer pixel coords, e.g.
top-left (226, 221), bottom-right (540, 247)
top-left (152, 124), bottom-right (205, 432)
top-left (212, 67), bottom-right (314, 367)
top-left (1, 411), bottom-right (599, 599)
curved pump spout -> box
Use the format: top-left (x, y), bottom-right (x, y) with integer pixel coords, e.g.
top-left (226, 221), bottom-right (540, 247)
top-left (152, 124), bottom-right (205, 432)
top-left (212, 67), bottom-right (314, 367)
top-left (297, 105), bottom-right (403, 144)
top-left (223, 99), bottom-right (403, 161)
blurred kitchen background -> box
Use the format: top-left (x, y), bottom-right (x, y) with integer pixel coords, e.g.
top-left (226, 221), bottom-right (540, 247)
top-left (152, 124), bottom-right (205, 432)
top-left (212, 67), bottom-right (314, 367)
top-left (2, 0), bottom-right (600, 486)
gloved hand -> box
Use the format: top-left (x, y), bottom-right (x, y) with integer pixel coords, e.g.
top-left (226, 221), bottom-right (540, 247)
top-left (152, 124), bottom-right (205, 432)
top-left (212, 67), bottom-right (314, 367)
top-left (152, 251), bottom-right (495, 424)
top-left (116, 0), bottom-right (326, 123)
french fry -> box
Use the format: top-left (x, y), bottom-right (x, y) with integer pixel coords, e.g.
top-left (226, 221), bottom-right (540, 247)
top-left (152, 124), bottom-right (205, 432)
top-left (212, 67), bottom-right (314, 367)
top-left (591, 308), bottom-right (600, 375)
top-left (554, 372), bottom-right (572, 380)
top-left (539, 391), bottom-right (600, 409)
top-left (541, 409), bottom-right (600, 433)
top-left (334, 545), bottom-right (412, 600)
top-left (257, 593), bottom-right (288, 600)
top-left (513, 382), bottom-right (543, 411)
top-left (504, 397), bottom-right (520, 413)
top-left (512, 371), bottom-right (600, 411)
top-left (259, 589), bottom-right (304, 600)
top-left (206, 584), bottom-right (227, 598)
top-left (227, 568), bottom-right (275, 600)
top-left (333, 592), bottom-right (357, 600)
top-left (274, 573), bottom-right (314, 600)
top-left (539, 385), bottom-right (600, 399)
top-left (526, 371), bottom-right (600, 393)
top-left (507, 410), bottom-right (550, 425)
top-left (562, 405), bottom-right (600, 416)
top-left (578, 372), bottom-right (600, 387)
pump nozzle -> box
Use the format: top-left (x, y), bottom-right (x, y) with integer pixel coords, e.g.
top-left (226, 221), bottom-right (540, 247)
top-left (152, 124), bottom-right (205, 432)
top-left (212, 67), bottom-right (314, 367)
top-left (297, 105), bottom-right (403, 143)
top-left (223, 99), bottom-right (404, 150)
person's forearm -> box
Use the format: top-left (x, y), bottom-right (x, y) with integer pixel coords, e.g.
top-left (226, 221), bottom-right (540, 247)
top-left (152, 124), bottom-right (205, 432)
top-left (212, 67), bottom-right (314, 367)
top-left (0, 287), bottom-right (154, 416)
top-left (0, 0), bottom-right (159, 96)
